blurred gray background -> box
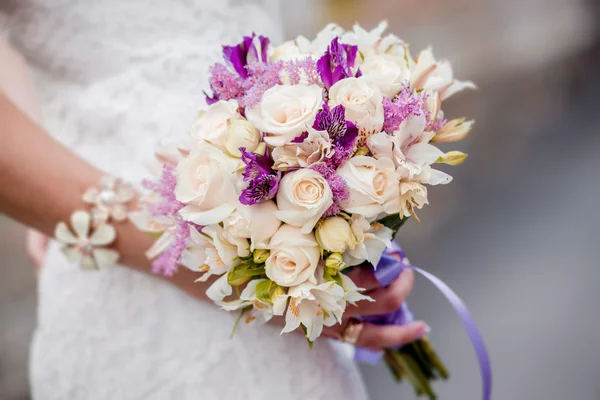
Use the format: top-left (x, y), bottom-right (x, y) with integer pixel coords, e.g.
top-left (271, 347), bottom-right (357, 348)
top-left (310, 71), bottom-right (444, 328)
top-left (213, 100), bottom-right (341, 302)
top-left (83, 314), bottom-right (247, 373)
top-left (1, 0), bottom-right (599, 399)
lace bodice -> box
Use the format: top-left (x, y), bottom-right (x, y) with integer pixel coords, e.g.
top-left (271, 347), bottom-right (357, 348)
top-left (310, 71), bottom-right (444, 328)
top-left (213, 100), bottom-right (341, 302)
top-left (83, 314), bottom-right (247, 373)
top-left (0, 1), bottom-right (369, 399)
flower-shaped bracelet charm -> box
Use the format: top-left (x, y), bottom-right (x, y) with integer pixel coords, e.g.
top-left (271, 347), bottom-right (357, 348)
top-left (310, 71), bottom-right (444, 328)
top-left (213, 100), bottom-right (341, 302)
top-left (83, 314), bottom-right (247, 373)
top-left (83, 176), bottom-right (135, 226)
top-left (55, 210), bottom-right (120, 269)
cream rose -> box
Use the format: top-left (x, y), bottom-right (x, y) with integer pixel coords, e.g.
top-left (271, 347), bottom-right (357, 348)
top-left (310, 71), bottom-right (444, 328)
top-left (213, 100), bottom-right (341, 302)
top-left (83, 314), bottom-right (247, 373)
top-left (271, 127), bottom-right (334, 171)
top-left (337, 155), bottom-right (401, 219)
top-left (328, 77), bottom-right (384, 135)
top-left (266, 225), bottom-right (320, 287)
top-left (221, 201), bottom-right (282, 254)
top-left (275, 169), bottom-right (333, 234)
top-left (246, 84), bottom-right (323, 147)
top-left (176, 146), bottom-right (240, 226)
top-left (359, 54), bottom-right (411, 97)
top-left (398, 181), bottom-right (428, 219)
top-left (189, 100), bottom-right (239, 150)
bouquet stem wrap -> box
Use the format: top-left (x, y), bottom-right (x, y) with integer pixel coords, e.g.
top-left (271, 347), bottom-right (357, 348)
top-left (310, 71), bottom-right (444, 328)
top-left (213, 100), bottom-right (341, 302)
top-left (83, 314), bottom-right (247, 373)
top-left (354, 242), bottom-right (492, 400)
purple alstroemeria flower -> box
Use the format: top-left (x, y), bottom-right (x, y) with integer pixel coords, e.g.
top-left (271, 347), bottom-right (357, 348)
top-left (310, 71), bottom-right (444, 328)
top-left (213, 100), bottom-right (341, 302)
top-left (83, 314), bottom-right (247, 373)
top-left (223, 33), bottom-right (270, 79)
top-left (239, 148), bottom-right (281, 205)
top-left (316, 37), bottom-right (359, 89)
top-left (313, 104), bottom-right (358, 168)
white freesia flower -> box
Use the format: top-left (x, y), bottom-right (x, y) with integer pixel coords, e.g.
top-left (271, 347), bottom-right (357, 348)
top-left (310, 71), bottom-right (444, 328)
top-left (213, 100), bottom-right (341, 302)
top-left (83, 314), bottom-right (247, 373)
top-left (189, 99), bottom-right (240, 150)
top-left (410, 47), bottom-right (476, 100)
top-left (180, 225), bottom-right (238, 281)
top-left (328, 77), bottom-right (384, 141)
top-left (368, 113), bottom-right (452, 185)
top-left (293, 23), bottom-right (346, 56)
top-left (343, 215), bottom-right (393, 267)
top-left (221, 201), bottom-right (282, 254)
top-left (337, 155), bottom-right (401, 219)
top-left (275, 281), bottom-right (346, 341)
top-left (341, 21), bottom-right (389, 54)
top-left (175, 145), bottom-right (241, 226)
top-left (359, 53), bottom-right (411, 97)
top-left (275, 169), bottom-right (333, 233)
top-left (398, 182), bottom-right (428, 220)
top-left (54, 210), bottom-right (119, 269)
top-left (246, 84), bottom-right (323, 147)
top-left (339, 273), bottom-right (374, 305)
top-left (271, 127), bottom-right (334, 171)
top-left (315, 216), bottom-right (357, 253)
top-left (266, 225), bottom-right (320, 287)
top-left (210, 278), bottom-right (277, 325)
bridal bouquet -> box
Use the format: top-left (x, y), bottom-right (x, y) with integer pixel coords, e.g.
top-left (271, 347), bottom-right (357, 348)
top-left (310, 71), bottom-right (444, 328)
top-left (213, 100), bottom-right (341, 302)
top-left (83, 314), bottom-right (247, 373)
top-left (132, 22), bottom-right (481, 398)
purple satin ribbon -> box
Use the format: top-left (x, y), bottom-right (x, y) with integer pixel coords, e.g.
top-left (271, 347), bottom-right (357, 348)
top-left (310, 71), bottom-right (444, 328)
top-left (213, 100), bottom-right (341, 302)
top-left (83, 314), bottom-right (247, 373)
top-left (354, 243), bottom-right (492, 400)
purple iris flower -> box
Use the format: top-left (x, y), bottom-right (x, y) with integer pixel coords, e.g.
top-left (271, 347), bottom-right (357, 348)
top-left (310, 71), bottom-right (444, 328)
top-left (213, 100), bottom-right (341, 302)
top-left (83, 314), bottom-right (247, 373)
top-left (223, 33), bottom-right (270, 79)
top-left (239, 148), bottom-right (281, 205)
top-left (316, 38), bottom-right (359, 89)
top-left (313, 104), bottom-right (358, 168)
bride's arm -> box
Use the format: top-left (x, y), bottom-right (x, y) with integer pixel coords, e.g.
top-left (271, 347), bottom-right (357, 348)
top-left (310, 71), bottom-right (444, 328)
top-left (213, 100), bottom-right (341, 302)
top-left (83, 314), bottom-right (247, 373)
top-left (0, 93), bottom-right (204, 295)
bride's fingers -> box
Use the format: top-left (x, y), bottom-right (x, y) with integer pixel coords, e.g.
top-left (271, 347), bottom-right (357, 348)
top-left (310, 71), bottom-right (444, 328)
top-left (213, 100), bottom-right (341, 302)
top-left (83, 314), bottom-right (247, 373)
top-left (345, 269), bottom-right (414, 317)
top-left (356, 321), bottom-right (429, 350)
top-left (345, 267), bottom-right (381, 292)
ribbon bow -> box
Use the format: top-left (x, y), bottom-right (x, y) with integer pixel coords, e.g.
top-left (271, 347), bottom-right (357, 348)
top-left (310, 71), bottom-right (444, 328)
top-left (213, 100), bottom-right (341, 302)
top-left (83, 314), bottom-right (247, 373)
top-left (354, 242), bottom-right (492, 400)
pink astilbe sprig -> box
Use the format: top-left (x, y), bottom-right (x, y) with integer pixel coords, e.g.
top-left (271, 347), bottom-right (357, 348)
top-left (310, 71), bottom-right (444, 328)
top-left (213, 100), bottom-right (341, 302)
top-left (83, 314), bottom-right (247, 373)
top-left (141, 165), bottom-right (193, 277)
top-left (383, 83), bottom-right (429, 133)
top-left (282, 57), bottom-right (321, 85)
top-left (311, 163), bottom-right (349, 218)
top-left (241, 62), bottom-right (284, 108)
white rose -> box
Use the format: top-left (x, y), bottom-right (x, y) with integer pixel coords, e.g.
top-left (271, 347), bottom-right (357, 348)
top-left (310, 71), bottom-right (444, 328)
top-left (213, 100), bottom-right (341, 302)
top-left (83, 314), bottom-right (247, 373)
top-left (246, 84), bottom-right (323, 147)
top-left (343, 215), bottom-right (393, 267)
top-left (275, 169), bottom-right (333, 234)
top-left (266, 225), bottom-right (320, 287)
top-left (181, 225), bottom-right (238, 281)
top-left (315, 216), bottom-right (357, 253)
top-left (398, 181), bottom-right (428, 219)
top-left (221, 201), bottom-right (282, 255)
top-left (337, 156), bottom-right (401, 219)
top-left (328, 77), bottom-right (384, 135)
top-left (176, 146), bottom-right (240, 225)
top-left (359, 54), bottom-right (411, 97)
top-left (224, 119), bottom-right (261, 157)
top-left (189, 99), bottom-right (239, 150)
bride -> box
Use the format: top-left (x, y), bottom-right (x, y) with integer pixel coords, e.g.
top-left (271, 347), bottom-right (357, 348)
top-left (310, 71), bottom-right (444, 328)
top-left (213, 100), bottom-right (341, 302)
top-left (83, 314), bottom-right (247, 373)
top-left (0, 1), bottom-right (427, 399)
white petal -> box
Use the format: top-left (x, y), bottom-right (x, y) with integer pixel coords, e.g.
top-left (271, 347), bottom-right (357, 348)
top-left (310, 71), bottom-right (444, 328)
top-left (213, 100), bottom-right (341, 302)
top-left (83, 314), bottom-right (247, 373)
top-left (89, 224), bottom-right (116, 246)
top-left (428, 169), bottom-right (453, 185)
top-left (82, 188), bottom-right (99, 204)
top-left (206, 274), bottom-right (232, 303)
top-left (55, 222), bottom-right (77, 244)
top-left (146, 231), bottom-right (175, 259)
top-left (179, 203), bottom-right (236, 226)
top-left (93, 248), bottom-right (120, 266)
top-left (70, 210), bottom-right (91, 239)
top-left (407, 143), bottom-right (444, 165)
top-left (441, 80), bottom-right (477, 101)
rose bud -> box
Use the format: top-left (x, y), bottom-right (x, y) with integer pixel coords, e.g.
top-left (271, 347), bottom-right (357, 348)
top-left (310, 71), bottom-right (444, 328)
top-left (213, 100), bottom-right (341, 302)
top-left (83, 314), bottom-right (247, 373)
top-left (315, 216), bottom-right (357, 253)
top-left (225, 118), bottom-right (261, 157)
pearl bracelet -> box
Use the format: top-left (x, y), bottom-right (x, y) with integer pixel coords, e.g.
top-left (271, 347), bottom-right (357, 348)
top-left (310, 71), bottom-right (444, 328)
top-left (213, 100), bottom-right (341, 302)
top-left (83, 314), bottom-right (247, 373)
top-left (54, 176), bottom-right (135, 269)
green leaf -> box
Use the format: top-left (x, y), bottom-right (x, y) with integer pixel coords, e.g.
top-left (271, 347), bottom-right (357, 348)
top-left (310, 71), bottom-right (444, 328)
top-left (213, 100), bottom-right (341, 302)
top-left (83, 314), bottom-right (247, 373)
top-left (300, 325), bottom-right (313, 350)
top-left (377, 213), bottom-right (409, 236)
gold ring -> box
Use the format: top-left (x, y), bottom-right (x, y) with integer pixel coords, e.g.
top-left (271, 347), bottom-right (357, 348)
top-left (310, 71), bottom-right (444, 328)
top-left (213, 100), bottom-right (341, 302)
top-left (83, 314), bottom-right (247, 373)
top-left (340, 319), bottom-right (364, 345)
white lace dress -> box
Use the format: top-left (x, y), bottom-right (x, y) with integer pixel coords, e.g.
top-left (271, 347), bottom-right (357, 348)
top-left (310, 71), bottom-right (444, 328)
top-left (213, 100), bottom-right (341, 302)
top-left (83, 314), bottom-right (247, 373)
top-left (0, 1), bottom-right (369, 399)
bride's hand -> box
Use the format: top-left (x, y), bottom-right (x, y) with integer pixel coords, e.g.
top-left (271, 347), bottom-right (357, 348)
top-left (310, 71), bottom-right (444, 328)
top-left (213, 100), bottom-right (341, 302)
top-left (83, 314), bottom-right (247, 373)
top-left (27, 229), bottom-right (49, 270)
top-left (322, 269), bottom-right (429, 350)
